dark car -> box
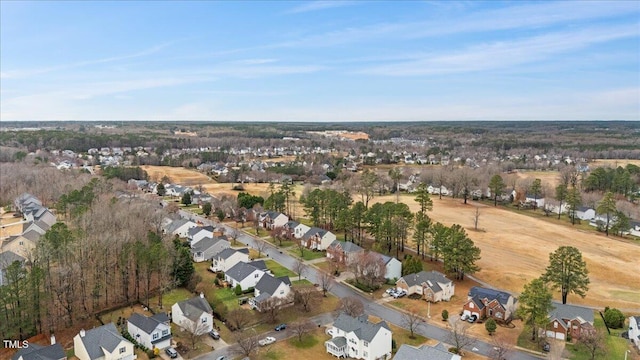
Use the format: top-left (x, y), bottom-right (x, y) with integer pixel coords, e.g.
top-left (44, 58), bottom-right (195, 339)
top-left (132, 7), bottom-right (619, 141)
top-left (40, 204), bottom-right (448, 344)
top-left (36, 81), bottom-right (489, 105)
top-left (275, 323), bottom-right (287, 331)
top-left (542, 342), bottom-right (551, 352)
top-left (467, 315), bottom-right (478, 323)
top-left (165, 347), bottom-right (178, 358)
top-left (209, 330), bottom-right (220, 340)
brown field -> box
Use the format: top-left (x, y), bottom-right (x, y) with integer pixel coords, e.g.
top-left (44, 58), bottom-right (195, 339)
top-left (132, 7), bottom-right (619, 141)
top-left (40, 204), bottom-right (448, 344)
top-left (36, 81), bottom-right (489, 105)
top-left (1, 213), bottom-right (23, 238)
top-left (514, 170), bottom-right (561, 188)
top-left (372, 195), bottom-right (640, 311)
top-left (141, 165), bottom-right (211, 186)
top-left (591, 159), bottom-right (640, 168)
top-left (340, 131), bottom-right (369, 141)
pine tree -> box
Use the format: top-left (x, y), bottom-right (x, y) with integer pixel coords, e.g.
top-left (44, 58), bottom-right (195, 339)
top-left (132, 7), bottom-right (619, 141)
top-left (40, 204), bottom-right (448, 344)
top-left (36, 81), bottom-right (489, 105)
top-left (488, 174), bottom-right (505, 207)
top-left (542, 246), bottom-right (589, 304)
top-left (517, 278), bottom-right (553, 341)
top-left (596, 191), bottom-right (617, 236)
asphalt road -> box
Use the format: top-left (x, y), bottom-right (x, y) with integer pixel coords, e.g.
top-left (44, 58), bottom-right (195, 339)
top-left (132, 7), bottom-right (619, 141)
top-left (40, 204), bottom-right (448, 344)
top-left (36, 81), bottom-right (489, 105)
top-left (177, 210), bottom-right (543, 360)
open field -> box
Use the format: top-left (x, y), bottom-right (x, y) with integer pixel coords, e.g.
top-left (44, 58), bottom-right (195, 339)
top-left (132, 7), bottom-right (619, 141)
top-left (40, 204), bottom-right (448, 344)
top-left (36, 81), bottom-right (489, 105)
top-left (591, 159), bottom-right (640, 168)
top-left (141, 165), bottom-right (211, 186)
top-left (372, 194), bottom-right (640, 310)
top-left (515, 170), bottom-right (561, 188)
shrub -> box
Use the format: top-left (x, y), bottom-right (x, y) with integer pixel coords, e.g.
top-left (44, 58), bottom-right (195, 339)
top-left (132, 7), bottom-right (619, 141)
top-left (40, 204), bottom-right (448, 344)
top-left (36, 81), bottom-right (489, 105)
top-left (442, 309), bottom-right (449, 321)
top-left (485, 318), bottom-right (497, 335)
top-left (216, 272), bottom-right (225, 279)
top-left (235, 284), bottom-right (242, 296)
top-left (448, 347), bottom-right (459, 354)
top-left (604, 308), bottom-right (625, 329)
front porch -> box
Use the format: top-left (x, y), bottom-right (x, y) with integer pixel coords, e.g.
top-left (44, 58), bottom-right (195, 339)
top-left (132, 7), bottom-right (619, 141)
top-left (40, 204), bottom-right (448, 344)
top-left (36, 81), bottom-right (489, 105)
top-left (325, 337), bottom-right (347, 358)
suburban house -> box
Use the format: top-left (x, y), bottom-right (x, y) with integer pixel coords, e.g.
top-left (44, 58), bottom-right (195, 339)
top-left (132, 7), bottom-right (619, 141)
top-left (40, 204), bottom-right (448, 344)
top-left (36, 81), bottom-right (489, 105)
top-left (187, 226), bottom-right (215, 246)
top-left (191, 236), bottom-right (230, 263)
top-left (23, 207), bottom-right (56, 228)
top-left (326, 240), bottom-right (364, 265)
top-left (126, 312), bottom-right (172, 350)
top-left (396, 271), bottom-right (455, 302)
top-left (164, 218), bottom-right (197, 238)
top-left (259, 211), bottom-right (289, 230)
top-left (210, 248), bottom-right (249, 272)
top-left (300, 227), bottom-right (336, 251)
top-left (325, 313), bottom-right (392, 360)
top-left (575, 207), bottom-right (596, 221)
top-left (224, 262), bottom-right (265, 291)
top-left (73, 323), bottom-right (135, 360)
top-left (546, 303), bottom-right (595, 341)
top-left (0, 251), bottom-right (26, 286)
top-left (462, 287), bottom-right (517, 322)
top-left (375, 253), bottom-right (402, 280)
top-left (283, 221), bottom-right (310, 239)
top-left (1, 230), bottom-right (40, 258)
top-left (250, 274), bottom-right (292, 311)
top-left (393, 343), bottom-right (461, 360)
top-left (22, 220), bottom-right (51, 236)
top-left (525, 194), bottom-right (545, 208)
top-left (11, 336), bottom-right (66, 360)
top-left (14, 193), bottom-right (42, 212)
top-left (629, 220), bottom-right (640, 238)
top-left (629, 316), bottom-right (640, 351)
top-left (171, 294), bottom-right (214, 334)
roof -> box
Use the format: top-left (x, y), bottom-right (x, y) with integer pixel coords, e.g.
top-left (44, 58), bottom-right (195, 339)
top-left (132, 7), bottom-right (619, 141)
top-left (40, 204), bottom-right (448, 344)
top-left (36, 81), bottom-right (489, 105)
top-left (21, 229), bottom-right (42, 242)
top-left (548, 303), bottom-right (594, 326)
top-left (152, 312), bottom-right (170, 323)
top-left (376, 253), bottom-right (399, 266)
top-left (165, 218), bottom-right (190, 233)
top-left (247, 260), bottom-right (267, 271)
top-left (128, 312), bottom-right (168, 334)
top-left (399, 271), bottom-right (451, 292)
top-left (0, 251), bottom-right (25, 269)
top-left (332, 313), bottom-right (390, 342)
top-left (284, 220), bottom-right (299, 229)
top-left (11, 343), bottom-right (66, 360)
top-left (216, 248), bottom-right (247, 260)
top-left (264, 211), bottom-right (283, 219)
top-left (255, 274), bottom-right (290, 297)
top-left (225, 262), bottom-right (262, 282)
top-left (468, 287), bottom-right (513, 307)
top-left (394, 343), bottom-right (459, 360)
top-left (191, 237), bottom-right (229, 253)
top-left (176, 296), bottom-right (213, 322)
top-left (328, 240), bottom-right (363, 253)
top-left (77, 323), bottom-right (130, 359)
top-left (302, 227), bottom-right (329, 239)
top-left (327, 336), bottom-right (347, 348)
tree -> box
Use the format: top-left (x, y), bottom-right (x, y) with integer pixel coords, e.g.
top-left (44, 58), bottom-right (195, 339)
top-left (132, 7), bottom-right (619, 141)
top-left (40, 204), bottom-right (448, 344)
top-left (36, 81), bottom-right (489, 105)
top-left (456, 168), bottom-right (478, 204)
top-left (490, 334), bottom-right (514, 360)
top-left (485, 318), bottom-right (497, 335)
top-left (566, 187), bottom-right (582, 225)
top-left (294, 286), bottom-right (319, 312)
top-left (293, 260), bottom-right (305, 281)
top-left (326, 245), bottom-right (345, 276)
top-left (388, 168), bottom-right (402, 203)
top-left (429, 222), bottom-right (449, 261)
top-left (596, 191), bottom-right (617, 236)
top-left (290, 320), bottom-right (314, 343)
top-left (181, 319), bottom-right (208, 350)
top-left (355, 169), bottom-right (378, 209)
top-left (181, 191), bottom-right (192, 206)
top-left (351, 251), bottom-right (386, 289)
top-left (261, 296), bottom-right (290, 323)
top-left (517, 277), bottom-right (553, 341)
top-left (610, 211), bottom-right (630, 237)
top-left (401, 309), bottom-right (423, 339)
top-left (227, 309), bottom-right (251, 331)
top-left (414, 183), bottom-right (434, 215)
top-left (555, 184), bottom-right (568, 220)
top-left (603, 307), bottom-right (625, 329)
top-left (577, 330), bottom-right (606, 360)
top-left (172, 240), bottom-right (194, 287)
top-left (234, 331), bottom-right (259, 358)
top-left (402, 255), bottom-right (423, 276)
top-left (235, 284), bottom-right (242, 296)
top-left (488, 174), bottom-right (505, 207)
top-left (156, 183), bottom-right (166, 196)
top-left (448, 316), bottom-right (476, 354)
top-left (336, 296), bottom-right (364, 317)
top-left (542, 246), bottom-right (590, 304)
top-left (441, 309), bottom-right (449, 322)
top-left (202, 202), bottom-right (212, 217)
top-left (472, 207), bottom-right (480, 231)
top-left (255, 239), bottom-right (268, 258)
top-left (529, 179), bottom-right (542, 210)
top-left (319, 271), bottom-right (333, 297)
top-left (441, 224), bottom-right (480, 280)
top-left (413, 213), bottom-right (431, 259)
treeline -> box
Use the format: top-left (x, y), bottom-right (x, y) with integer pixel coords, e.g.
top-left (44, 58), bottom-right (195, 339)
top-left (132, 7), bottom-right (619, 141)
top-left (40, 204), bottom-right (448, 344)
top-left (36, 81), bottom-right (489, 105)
top-left (583, 165), bottom-right (639, 196)
top-left (101, 166), bottom-right (148, 182)
top-left (266, 165), bottom-right (305, 176)
top-left (0, 178), bottom-right (195, 340)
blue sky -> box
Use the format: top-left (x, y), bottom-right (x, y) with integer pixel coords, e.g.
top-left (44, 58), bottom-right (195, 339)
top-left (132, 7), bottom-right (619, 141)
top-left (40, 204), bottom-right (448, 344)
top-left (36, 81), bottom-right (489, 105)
top-left (1, 1), bottom-right (639, 121)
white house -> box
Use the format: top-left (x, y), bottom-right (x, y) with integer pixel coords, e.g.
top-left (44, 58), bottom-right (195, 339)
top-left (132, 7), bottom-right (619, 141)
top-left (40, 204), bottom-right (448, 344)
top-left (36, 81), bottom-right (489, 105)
top-left (283, 221), bottom-right (310, 239)
top-left (191, 237), bottom-right (230, 263)
top-left (575, 207), bottom-right (596, 221)
top-left (127, 313), bottom-right (172, 350)
top-left (73, 323), bottom-right (135, 360)
top-left (250, 274), bottom-right (292, 311)
top-left (11, 336), bottom-right (66, 360)
top-left (628, 316), bottom-right (640, 351)
top-left (187, 226), bottom-right (215, 246)
top-left (171, 294), bottom-right (213, 334)
top-left (393, 343), bottom-right (461, 360)
top-left (326, 240), bottom-right (364, 265)
top-left (224, 262), bottom-right (265, 291)
top-left (396, 271), bottom-right (455, 302)
top-left (525, 194), bottom-right (545, 208)
top-left (164, 218), bottom-right (198, 238)
top-left (301, 227), bottom-right (336, 251)
top-left (325, 313), bottom-right (392, 360)
top-left (259, 211), bottom-right (289, 230)
top-left (375, 253), bottom-right (402, 280)
top-left (629, 220), bottom-right (640, 238)
top-left (210, 248), bottom-right (249, 272)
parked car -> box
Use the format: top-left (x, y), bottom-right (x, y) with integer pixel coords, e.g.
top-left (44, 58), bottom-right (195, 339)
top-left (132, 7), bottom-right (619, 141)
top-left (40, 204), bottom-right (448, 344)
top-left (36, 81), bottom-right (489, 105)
top-left (259, 336), bottom-right (276, 346)
top-left (209, 330), bottom-right (220, 340)
top-left (385, 288), bottom-right (397, 295)
top-left (165, 347), bottom-right (178, 359)
top-left (275, 323), bottom-right (287, 331)
top-left (467, 315), bottom-right (478, 323)
top-left (392, 290), bottom-right (407, 298)
top-left (461, 313), bottom-right (469, 321)
top-left (542, 342), bottom-right (551, 352)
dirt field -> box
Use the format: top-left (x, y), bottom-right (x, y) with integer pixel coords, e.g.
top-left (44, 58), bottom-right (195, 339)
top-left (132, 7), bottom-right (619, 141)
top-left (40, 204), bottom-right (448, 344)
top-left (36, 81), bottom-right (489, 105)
top-left (371, 195), bottom-right (640, 310)
top-left (515, 170), bottom-right (561, 189)
top-left (340, 131), bottom-right (369, 141)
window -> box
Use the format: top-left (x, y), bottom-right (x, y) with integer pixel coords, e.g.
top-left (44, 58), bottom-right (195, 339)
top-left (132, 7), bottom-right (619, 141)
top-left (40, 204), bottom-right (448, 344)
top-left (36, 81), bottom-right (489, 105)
top-left (488, 309), bottom-right (493, 316)
top-left (19, 241), bottom-right (24, 246)
top-left (363, 341), bottom-right (368, 347)
top-left (364, 352), bottom-right (368, 357)
top-left (152, 333), bottom-right (159, 340)
top-left (255, 273), bottom-right (259, 278)
top-left (119, 347), bottom-right (126, 354)
top-left (202, 317), bottom-right (207, 323)
top-left (469, 303), bottom-right (474, 309)
top-left (279, 290), bottom-right (284, 295)
top-left (162, 330), bottom-right (169, 336)
top-left (554, 322), bottom-right (558, 329)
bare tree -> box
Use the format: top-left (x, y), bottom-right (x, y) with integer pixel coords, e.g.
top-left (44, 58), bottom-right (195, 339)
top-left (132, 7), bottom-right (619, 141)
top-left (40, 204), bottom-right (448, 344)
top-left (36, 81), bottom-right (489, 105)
top-left (294, 285), bottom-right (320, 312)
top-left (401, 309), bottom-right (423, 339)
top-left (319, 271), bottom-right (333, 297)
top-left (472, 207), bottom-right (481, 231)
top-left (227, 308), bottom-right (252, 331)
top-left (293, 260), bottom-right (305, 281)
top-left (577, 330), bottom-right (607, 360)
top-left (229, 227), bottom-right (240, 246)
top-left (447, 317), bottom-right (476, 354)
top-left (326, 245), bottom-right (346, 275)
top-left (234, 331), bottom-right (259, 358)
top-left (336, 296), bottom-right (364, 317)
top-left (255, 239), bottom-right (268, 258)
top-left (490, 334), bottom-right (514, 360)
top-left (261, 296), bottom-right (291, 323)
top-left (351, 251), bottom-right (386, 289)
top-left (290, 320), bottom-right (315, 343)
top-left (181, 319), bottom-right (209, 350)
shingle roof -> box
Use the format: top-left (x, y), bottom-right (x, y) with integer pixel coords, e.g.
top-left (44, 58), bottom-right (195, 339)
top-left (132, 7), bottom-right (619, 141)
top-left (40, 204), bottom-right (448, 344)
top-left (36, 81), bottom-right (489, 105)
top-left (191, 237), bottom-right (228, 253)
top-left (468, 287), bottom-right (513, 307)
top-left (394, 343), bottom-right (459, 360)
top-left (177, 296), bottom-right (213, 322)
top-left (548, 303), bottom-right (594, 326)
top-left (0, 251), bottom-right (25, 269)
top-left (216, 248), bottom-right (247, 260)
top-left (128, 312), bottom-right (166, 334)
top-left (328, 240), bottom-right (363, 253)
top-left (21, 230), bottom-right (42, 242)
top-left (255, 274), bottom-right (289, 297)
top-left (247, 260), bottom-right (267, 271)
top-left (399, 271), bottom-right (451, 292)
top-left (332, 313), bottom-right (390, 342)
top-left (11, 343), bottom-right (65, 360)
top-left (165, 218), bottom-right (190, 234)
top-left (284, 220), bottom-right (299, 229)
top-left (327, 336), bottom-right (347, 348)
top-left (77, 323), bottom-right (130, 359)
top-left (152, 312), bottom-right (170, 324)
top-left (225, 262), bottom-right (262, 282)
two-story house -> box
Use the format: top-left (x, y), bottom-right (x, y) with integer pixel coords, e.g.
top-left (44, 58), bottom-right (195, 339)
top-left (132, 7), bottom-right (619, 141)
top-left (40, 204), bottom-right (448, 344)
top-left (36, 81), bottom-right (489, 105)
top-left (462, 287), bottom-right (517, 323)
top-left (171, 294), bottom-right (213, 334)
top-left (209, 248), bottom-right (249, 272)
top-left (375, 253), bottom-right (402, 280)
top-left (73, 323), bottom-right (136, 360)
top-left (396, 270), bottom-right (455, 302)
top-left (11, 336), bottom-right (66, 360)
top-left (187, 226), bottom-right (215, 246)
top-left (325, 313), bottom-right (392, 360)
top-left (259, 211), bottom-right (288, 230)
top-left (300, 227), bottom-right (336, 251)
top-left (224, 262), bottom-right (265, 291)
top-left (164, 218), bottom-right (198, 238)
top-left (326, 241), bottom-right (364, 266)
top-left (250, 274), bottom-right (292, 311)
top-left (282, 221), bottom-right (310, 239)
top-left (126, 313), bottom-right (172, 350)
top-left (394, 343), bottom-right (461, 360)
top-left (546, 303), bottom-right (594, 341)
top-left (191, 237), bottom-right (230, 263)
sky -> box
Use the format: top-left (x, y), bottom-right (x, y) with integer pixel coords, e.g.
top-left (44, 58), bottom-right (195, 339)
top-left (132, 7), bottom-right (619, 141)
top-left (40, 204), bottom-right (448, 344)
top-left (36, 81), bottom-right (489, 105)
top-left (1, 1), bottom-right (639, 122)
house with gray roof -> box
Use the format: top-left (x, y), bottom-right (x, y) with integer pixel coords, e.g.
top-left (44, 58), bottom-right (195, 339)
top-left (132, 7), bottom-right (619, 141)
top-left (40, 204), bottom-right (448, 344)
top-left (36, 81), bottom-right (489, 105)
top-left (326, 240), bottom-right (364, 265)
top-left (374, 252), bottom-right (401, 280)
top-left (187, 225), bottom-right (215, 246)
top-left (210, 247), bottom-right (249, 272)
top-left (163, 218), bottom-right (197, 238)
top-left (463, 286), bottom-right (517, 323)
top-left (301, 227), bottom-right (336, 251)
top-left (11, 336), bottom-right (66, 360)
top-left (545, 303), bottom-right (594, 341)
top-left (250, 274), bottom-right (292, 311)
top-left (191, 236), bottom-right (230, 263)
top-left (73, 323), bottom-right (135, 360)
top-left (326, 313), bottom-right (392, 360)
top-left (393, 342), bottom-right (461, 360)
top-left (171, 294), bottom-right (213, 334)
top-left (396, 270), bottom-right (454, 302)
top-left (224, 262), bottom-right (265, 291)
top-left (127, 312), bottom-right (172, 350)
top-left (283, 220), bottom-right (310, 239)
top-left (0, 251), bottom-right (25, 286)
top-left (259, 211), bottom-right (288, 230)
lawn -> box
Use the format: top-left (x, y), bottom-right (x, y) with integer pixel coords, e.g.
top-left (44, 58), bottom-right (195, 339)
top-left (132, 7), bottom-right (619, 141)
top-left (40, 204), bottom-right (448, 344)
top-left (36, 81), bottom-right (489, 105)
top-left (566, 316), bottom-right (632, 360)
top-left (291, 279), bottom-right (313, 286)
top-left (288, 247), bottom-right (326, 261)
top-left (265, 259), bottom-right (297, 278)
top-left (252, 292), bottom-right (340, 334)
top-left (267, 237), bottom-right (296, 248)
top-left (210, 286), bottom-right (241, 311)
top-left (148, 288), bottom-right (193, 314)
top-left (368, 315), bottom-right (429, 350)
top-left (255, 328), bottom-right (335, 360)
top-left (516, 324), bottom-right (544, 352)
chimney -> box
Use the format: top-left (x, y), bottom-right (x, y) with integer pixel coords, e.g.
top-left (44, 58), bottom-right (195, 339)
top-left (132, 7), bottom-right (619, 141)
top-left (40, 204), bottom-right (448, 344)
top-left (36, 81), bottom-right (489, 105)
top-left (50, 334), bottom-right (56, 345)
top-left (80, 329), bottom-right (86, 338)
top-left (200, 292), bottom-right (204, 299)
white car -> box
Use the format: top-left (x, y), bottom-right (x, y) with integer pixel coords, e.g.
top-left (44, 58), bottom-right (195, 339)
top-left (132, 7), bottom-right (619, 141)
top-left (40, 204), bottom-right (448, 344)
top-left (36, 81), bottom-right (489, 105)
top-left (259, 336), bottom-right (276, 346)
top-left (392, 290), bottom-right (407, 298)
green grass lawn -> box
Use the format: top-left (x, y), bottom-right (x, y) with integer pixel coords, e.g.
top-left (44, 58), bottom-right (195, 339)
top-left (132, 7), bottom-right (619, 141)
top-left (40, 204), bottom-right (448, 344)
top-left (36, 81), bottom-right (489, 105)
top-left (267, 237), bottom-right (296, 248)
top-left (288, 334), bottom-right (319, 349)
top-left (265, 259), bottom-right (297, 278)
top-left (516, 324), bottom-right (543, 352)
top-left (148, 288), bottom-right (193, 314)
top-left (210, 286), bottom-right (241, 311)
top-left (288, 247), bottom-right (326, 261)
top-left (291, 279), bottom-right (313, 286)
